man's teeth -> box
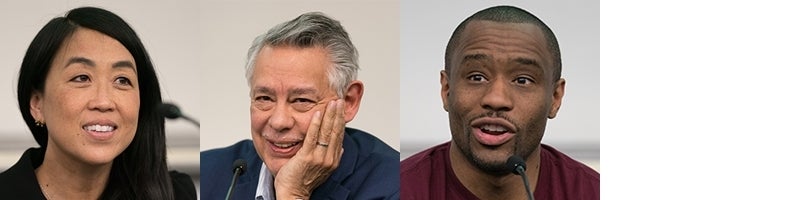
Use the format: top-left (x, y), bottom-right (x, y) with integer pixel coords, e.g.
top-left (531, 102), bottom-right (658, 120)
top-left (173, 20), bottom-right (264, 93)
top-left (274, 142), bottom-right (300, 148)
top-left (481, 124), bottom-right (508, 132)
top-left (84, 125), bottom-right (115, 132)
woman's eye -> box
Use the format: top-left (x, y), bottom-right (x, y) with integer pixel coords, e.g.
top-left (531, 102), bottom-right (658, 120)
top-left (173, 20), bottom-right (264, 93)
top-left (514, 77), bottom-right (535, 85)
top-left (70, 75), bottom-right (90, 82)
top-left (467, 74), bottom-right (487, 82)
top-left (115, 77), bottom-right (133, 86)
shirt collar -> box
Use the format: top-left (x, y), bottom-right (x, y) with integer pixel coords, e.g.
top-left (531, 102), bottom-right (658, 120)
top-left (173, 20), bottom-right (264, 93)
top-left (255, 164), bottom-right (274, 200)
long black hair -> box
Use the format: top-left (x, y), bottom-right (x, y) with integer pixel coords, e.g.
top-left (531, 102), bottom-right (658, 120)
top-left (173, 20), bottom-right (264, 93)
top-left (16, 7), bottom-right (174, 199)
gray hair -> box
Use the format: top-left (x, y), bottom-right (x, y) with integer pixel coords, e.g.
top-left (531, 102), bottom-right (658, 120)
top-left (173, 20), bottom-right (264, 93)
top-left (245, 12), bottom-right (359, 98)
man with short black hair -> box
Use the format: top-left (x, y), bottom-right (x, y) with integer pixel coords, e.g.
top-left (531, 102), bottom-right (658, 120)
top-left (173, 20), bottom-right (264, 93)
top-left (401, 5), bottom-right (599, 200)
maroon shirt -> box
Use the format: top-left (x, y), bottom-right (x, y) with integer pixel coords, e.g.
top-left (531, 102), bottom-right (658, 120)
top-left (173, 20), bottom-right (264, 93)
top-left (401, 142), bottom-right (599, 200)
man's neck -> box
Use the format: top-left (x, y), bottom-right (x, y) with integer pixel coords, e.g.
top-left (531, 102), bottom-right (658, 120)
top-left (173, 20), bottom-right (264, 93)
top-left (35, 147), bottom-right (112, 199)
top-left (449, 143), bottom-right (541, 200)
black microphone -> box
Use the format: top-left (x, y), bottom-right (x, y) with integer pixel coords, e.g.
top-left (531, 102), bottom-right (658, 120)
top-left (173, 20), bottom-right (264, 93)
top-left (159, 102), bottom-right (199, 127)
top-left (506, 155), bottom-right (534, 200)
top-left (225, 159), bottom-right (247, 200)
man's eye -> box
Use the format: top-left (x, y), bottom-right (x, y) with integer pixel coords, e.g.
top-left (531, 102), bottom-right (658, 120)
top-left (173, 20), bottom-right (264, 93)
top-left (513, 77), bottom-right (534, 85)
top-left (291, 98), bottom-right (318, 112)
top-left (252, 96), bottom-right (275, 111)
top-left (467, 74), bottom-right (487, 82)
top-left (294, 98), bottom-right (315, 103)
top-left (254, 96), bottom-right (273, 102)
top-left (70, 75), bottom-right (90, 82)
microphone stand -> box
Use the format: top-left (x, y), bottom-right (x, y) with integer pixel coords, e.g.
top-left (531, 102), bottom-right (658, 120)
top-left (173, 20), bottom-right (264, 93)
top-left (226, 159), bottom-right (247, 200)
top-left (507, 155), bottom-right (534, 200)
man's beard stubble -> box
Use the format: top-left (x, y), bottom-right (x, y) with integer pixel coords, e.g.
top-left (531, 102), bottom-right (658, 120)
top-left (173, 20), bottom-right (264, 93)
top-left (452, 111), bottom-right (542, 177)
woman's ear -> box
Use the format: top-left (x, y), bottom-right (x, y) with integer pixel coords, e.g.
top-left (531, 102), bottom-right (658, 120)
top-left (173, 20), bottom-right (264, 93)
top-left (30, 91), bottom-right (44, 123)
top-left (342, 80), bottom-right (364, 123)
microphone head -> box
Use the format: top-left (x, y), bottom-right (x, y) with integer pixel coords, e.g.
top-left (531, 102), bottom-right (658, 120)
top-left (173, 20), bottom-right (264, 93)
top-left (159, 103), bottom-right (182, 119)
top-left (506, 155), bottom-right (526, 175)
top-left (232, 159), bottom-right (247, 175)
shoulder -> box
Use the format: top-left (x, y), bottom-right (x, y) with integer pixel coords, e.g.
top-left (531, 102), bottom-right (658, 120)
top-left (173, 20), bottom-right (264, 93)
top-left (200, 140), bottom-right (262, 199)
top-left (541, 144), bottom-right (600, 181)
top-left (539, 144), bottom-right (600, 199)
top-left (201, 140), bottom-right (256, 159)
top-left (169, 170), bottom-right (197, 200)
top-left (399, 142), bottom-right (451, 199)
top-left (201, 140), bottom-right (258, 168)
top-left (345, 127), bottom-right (398, 159)
top-left (343, 127), bottom-right (399, 178)
top-left (330, 128), bottom-right (399, 199)
top-left (400, 141), bottom-right (450, 175)
top-left (200, 139), bottom-right (260, 173)
top-left (0, 148), bottom-right (45, 198)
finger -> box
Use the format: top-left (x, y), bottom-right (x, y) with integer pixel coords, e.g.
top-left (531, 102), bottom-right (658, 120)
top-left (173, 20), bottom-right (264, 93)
top-left (317, 99), bottom-right (338, 146)
top-left (299, 110), bottom-right (322, 155)
top-left (326, 99), bottom-right (346, 161)
top-left (312, 100), bottom-right (337, 158)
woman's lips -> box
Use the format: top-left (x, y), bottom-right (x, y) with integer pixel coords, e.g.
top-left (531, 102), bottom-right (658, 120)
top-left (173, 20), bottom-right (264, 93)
top-left (82, 124), bottom-right (116, 141)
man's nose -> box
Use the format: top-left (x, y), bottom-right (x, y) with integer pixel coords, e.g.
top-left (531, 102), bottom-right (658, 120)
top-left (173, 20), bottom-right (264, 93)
top-left (267, 102), bottom-right (295, 133)
top-left (480, 80), bottom-right (513, 112)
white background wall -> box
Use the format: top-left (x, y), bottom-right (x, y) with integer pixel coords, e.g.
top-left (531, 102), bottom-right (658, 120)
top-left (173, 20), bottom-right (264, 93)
top-left (400, 0), bottom-right (600, 163)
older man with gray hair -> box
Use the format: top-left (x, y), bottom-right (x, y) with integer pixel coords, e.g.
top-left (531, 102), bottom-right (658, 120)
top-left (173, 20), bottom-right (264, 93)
top-left (201, 12), bottom-right (399, 200)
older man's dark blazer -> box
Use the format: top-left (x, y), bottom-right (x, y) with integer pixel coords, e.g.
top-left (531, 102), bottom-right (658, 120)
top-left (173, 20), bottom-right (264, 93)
top-left (201, 127), bottom-right (399, 200)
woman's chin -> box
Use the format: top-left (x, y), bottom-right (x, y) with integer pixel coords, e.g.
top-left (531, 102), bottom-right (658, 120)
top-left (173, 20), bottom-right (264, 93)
top-left (72, 147), bottom-right (126, 166)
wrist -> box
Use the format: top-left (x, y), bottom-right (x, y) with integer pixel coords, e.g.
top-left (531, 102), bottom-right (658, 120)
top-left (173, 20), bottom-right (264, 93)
top-left (275, 186), bottom-right (310, 200)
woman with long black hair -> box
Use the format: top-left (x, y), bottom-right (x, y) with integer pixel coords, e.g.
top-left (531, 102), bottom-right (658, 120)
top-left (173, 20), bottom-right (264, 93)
top-left (0, 7), bottom-right (195, 199)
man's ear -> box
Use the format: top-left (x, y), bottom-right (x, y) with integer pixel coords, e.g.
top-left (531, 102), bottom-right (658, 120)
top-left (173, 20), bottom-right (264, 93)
top-left (440, 70), bottom-right (450, 112)
top-left (548, 78), bottom-right (566, 119)
top-left (342, 80), bottom-right (364, 123)
top-left (30, 91), bottom-right (44, 123)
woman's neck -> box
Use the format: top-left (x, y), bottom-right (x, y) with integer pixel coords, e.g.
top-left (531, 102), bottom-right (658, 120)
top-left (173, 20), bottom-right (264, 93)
top-left (35, 147), bottom-right (112, 200)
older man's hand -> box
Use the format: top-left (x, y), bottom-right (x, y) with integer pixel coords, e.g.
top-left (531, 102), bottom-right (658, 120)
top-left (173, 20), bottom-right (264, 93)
top-left (274, 99), bottom-right (345, 200)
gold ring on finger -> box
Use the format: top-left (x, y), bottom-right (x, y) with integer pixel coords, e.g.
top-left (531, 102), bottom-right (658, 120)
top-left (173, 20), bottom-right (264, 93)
top-left (316, 142), bottom-right (329, 147)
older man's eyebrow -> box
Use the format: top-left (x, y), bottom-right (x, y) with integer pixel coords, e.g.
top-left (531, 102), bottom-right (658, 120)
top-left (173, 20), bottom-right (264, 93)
top-left (289, 87), bottom-right (319, 96)
top-left (252, 86), bottom-right (276, 96)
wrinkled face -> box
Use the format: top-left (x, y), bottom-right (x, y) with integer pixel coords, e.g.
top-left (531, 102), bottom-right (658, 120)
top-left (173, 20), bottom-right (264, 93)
top-left (249, 46), bottom-right (338, 175)
top-left (31, 28), bottom-right (140, 166)
top-left (443, 21), bottom-right (563, 175)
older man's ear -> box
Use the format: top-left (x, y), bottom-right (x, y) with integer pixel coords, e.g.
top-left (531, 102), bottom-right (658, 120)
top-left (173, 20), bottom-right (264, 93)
top-left (343, 80), bottom-right (364, 123)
